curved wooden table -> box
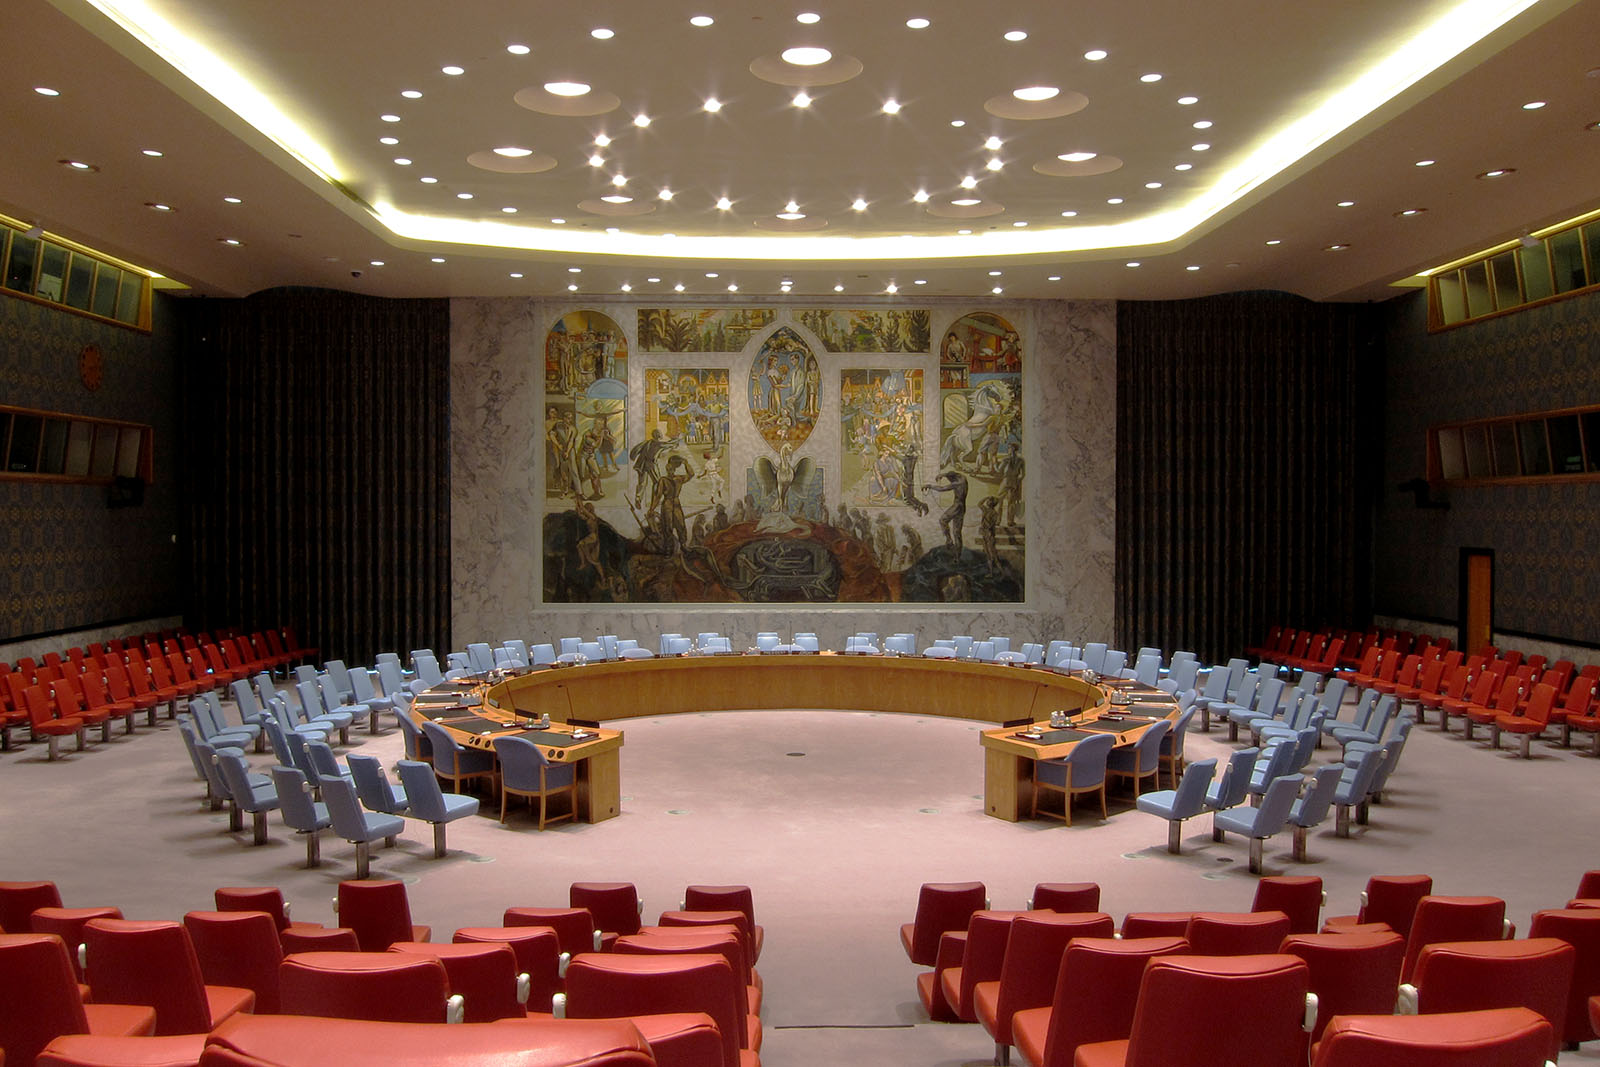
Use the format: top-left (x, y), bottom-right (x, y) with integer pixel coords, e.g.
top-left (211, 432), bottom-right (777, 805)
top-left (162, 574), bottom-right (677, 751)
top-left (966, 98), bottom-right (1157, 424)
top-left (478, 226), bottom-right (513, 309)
top-left (415, 654), bottom-right (1178, 823)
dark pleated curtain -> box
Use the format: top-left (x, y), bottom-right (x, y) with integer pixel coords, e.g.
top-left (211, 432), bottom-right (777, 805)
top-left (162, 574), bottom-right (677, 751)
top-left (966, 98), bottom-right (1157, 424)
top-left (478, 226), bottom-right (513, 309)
top-left (1115, 291), bottom-right (1382, 664)
top-left (174, 287), bottom-right (451, 666)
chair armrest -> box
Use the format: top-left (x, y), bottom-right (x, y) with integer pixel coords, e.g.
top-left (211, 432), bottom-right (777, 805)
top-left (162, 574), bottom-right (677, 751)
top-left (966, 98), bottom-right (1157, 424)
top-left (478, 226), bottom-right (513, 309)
top-left (1302, 992), bottom-right (1318, 1034)
top-left (445, 994), bottom-right (464, 1024)
top-left (516, 973), bottom-right (530, 1006)
top-left (552, 992), bottom-right (567, 1019)
top-left (558, 950), bottom-right (572, 978)
top-left (1395, 983), bottom-right (1418, 1014)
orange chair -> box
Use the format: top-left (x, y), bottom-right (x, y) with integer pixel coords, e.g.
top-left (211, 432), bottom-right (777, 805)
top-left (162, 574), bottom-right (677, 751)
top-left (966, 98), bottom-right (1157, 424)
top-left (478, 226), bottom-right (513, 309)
top-left (49, 675), bottom-right (112, 743)
top-left (1400, 896), bottom-right (1508, 983)
top-left (1417, 665), bottom-right (1470, 727)
top-left (1461, 672), bottom-right (1525, 741)
top-left (76, 673), bottom-right (139, 736)
top-left (900, 881), bottom-right (986, 967)
top-left (0, 933), bottom-right (157, 1067)
top-left (1118, 912), bottom-right (1194, 939)
top-left (683, 886), bottom-right (763, 962)
top-left (182, 910), bottom-right (284, 1014)
top-left (570, 882), bottom-right (643, 947)
top-left (21, 685), bottom-right (86, 760)
top-left (1551, 674), bottom-right (1598, 746)
top-left (32, 907), bottom-right (124, 979)
top-left (974, 911), bottom-right (1116, 1065)
top-left (1402, 938), bottom-right (1573, 1063)
top-left (1012, 936), bottom-right (1189, 1067)
top-left (452, 926), bottom-right (564, 1015)
top-left (1183, 911), bottom-right (1292, 955)
top-left (1311, 1007), bottom-right (1553, 1067)
top-left (562, 952), bottom-right (756, 1067)
top-left (655, 910), bottom-right (758, 984)
top-left (1281, 931), bottom-right (1406, 1044)
top-left (101, 664), bottom-right (159, 729)
top-left (199, 1013), bottom-right (653, 1067)
top-left (504, 906), bottom-right (600, 957)
top-left (37, 1033), bottom-right (207, 1066)
top-left (1489, 681), bottom-right (1557, 757)
top-left (931, 910), bottom-right (1029, 1023)
top-left (1527, 908), bottom-right (1600, 1046)
top-left (1072, 954), bottom-right (1312, 1067)
top-left (336, 880), bottom-right (430, 952)
top-left (613, 928), bottom-right (760, 1050)
top-left (278, 952), bottom-right (459, 1024)
top-left (1323, 874), bottom-right (1432, 938)
top-left (0, 879), bottom-right (62, 933)
top-left (1252, 876), bottom-right (1322, 934)
top-left (212, 887), bottom-right (335, 951)
top-left (388, 942), bottom-right (527, 1022)
top-left (1029, 883), bottom-right (1100, 913)
top-left (81, 919), bottom-right (254, 1035)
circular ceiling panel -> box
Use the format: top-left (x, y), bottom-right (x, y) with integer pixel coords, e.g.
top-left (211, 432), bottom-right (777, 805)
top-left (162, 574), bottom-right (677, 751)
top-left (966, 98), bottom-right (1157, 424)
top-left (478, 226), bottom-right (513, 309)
top-left (514, 86), bottom-right (621, 116)
top-left (577, 198), bottom-right (657, 216)
top-left (983, 89), bottom-right (1089, 120)
top-left (752, 215), bottom-right (830, 231)
top-left (748, 52), bottom-right (864, 88)
top-left (466, 149), bottom-right (558, 174)
top-left (925, 200), bottom-right (1006, 219)
top-left (1033, 154), bottom-right (1124, 177)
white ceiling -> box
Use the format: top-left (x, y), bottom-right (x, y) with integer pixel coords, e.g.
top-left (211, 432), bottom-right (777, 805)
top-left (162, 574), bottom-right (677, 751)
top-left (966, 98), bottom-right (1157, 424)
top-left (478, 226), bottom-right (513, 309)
top-left (3, 0), bottom-right (1598, 303)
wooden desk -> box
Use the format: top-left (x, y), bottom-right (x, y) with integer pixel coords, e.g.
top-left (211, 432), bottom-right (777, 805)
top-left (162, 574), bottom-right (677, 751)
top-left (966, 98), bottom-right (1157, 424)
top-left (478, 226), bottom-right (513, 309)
top-left (410, 684), bottom-right (624, 823)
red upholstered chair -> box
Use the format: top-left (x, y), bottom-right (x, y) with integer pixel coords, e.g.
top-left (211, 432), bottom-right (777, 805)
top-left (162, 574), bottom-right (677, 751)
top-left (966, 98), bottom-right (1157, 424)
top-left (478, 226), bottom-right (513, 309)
top-left (624, 1013), bottom-right (726, 1067)
top-left (562, 952), bottom-right (757, 1067)
top-left (900, 881), bottom-right (986, 967)
top-left (452, 926), bottom-right (564, 1015)
top-left (102, 664), bottom-right (160, 729)
top-left (81, 919), bottom-right (254, 1036)
top-left (1118, 912), bottom-right (1194, 939)
top-left (570, 882), bottom-right (643, 947)
top-left (277, 952), bottom-right (460, 1024)
top-left (932, 910), bottom-right (1030, 1023)
top-left (683, 886), bottom-right (763, 962)
top-left (1399, 896), bottom-right (1508, 983)
top-left (1073, 954), bottom-right (1312, 1067)
top-left (199, 1013), bottom-right (654, 1067)
top-left (974, 911), bottom-right (1116, 1065)
top-left (505, 907), bottom-right (601, 957)
top-left (21, 684), bottom-right (87, 760)
top-left (1029, 883), bottom-right (1101, 913)
top-left (1183, 911), bottom-right (1292, 955)
top-left (211, 887), bottom-right (333, 952)
top-left (182, 911), bottom-right (284, 1014)
top-left (0, 933), bottom-right (157, 1067)
top-left (1252, 876), bottom-right (1322, 934)
top-left (1489, 681), bottom-right (1557, 757)
top-left (1322, 874), bottom-right (1432, 938)
top-left (1281, 931), bottom-right (1407, 1044)
top-left (654, 911), bottom-right (759, 991)
top-left (1417, 665), bottom-right (1470, 727)
top-left (1311, 1007), bottom-right (1553, 1067)
top-left (388, 942), bottom-right (527, 1022)
top-left (1527, 908), bottom-right (1600, 1046)
top-left (1402, 938), bottom-right (1574, 1063)
top-left (32, 907), bottom-right (124, 979)
top-left (1576, 870), bottom-right (1600, 899)
top-left (335, 880), bottom-right (430, 952)
top-left (613, 928), bottom-right (760, 1050)
top-left (37, 1032), bottom-right (207, 1066)
top-left (0, 879), bottom-right (62, 933)
top-left (1012, 937), bottom-right (1189, 1067)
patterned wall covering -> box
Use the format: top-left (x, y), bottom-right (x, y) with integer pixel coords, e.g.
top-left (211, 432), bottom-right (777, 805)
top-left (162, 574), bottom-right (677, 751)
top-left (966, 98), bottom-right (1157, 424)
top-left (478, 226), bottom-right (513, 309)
top-left (1375, 288), bottom-right (1600, 644)
top-left (450, 298), bottom-right (1114, 649)
top-left (0, 293), bottom-right (181, 641)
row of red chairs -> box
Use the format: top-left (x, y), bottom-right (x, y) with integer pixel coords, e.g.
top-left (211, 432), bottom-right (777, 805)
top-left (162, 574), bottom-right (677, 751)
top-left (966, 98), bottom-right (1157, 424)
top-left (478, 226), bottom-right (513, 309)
top-left (902, 871), bottom-right (1600, 1066)
top-left (1247, 627), bottom-right (1452, 675)
top-left (0, 878), bottom-right (763, 1067)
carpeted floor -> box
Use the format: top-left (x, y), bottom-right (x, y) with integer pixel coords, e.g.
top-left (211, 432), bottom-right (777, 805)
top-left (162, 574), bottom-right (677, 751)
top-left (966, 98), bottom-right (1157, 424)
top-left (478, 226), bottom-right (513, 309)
top-left (5, 693), bottom-right (1599, 1065)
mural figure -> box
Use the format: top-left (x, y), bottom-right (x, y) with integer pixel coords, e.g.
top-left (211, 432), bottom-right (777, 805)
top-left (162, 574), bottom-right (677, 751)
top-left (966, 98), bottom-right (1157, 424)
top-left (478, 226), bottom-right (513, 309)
top-left (639, 308), bottom-right (774, 351)
top-left (799, 308), bottom-right (931, 352)
top-left (841, 368), bottom-right (924, 513)
top-left (747, 328), bottom-right (820, 450)
top-left (924, 471), bottom-right (969, 552)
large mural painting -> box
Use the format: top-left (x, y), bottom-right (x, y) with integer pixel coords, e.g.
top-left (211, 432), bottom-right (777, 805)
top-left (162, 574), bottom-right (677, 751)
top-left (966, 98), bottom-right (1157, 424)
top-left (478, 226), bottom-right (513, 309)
top-left (542, 308), bottom-right (1024, 604)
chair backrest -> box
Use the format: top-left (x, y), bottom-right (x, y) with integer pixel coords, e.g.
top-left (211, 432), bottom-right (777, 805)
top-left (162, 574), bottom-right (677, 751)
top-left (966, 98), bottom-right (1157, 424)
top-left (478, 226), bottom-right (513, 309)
top-left (320, 776), bottom-right (384, 843)
top-left (338, 880), bottom-right (420, 953)
top-left (465, 643), bottom-right (495, 673)
top-left (347, 753), bottom-right (405, 814)
top-left (214, 887), bottom-right (291, 931)
top-left (1252, 876), bottom-right (1322, 935)
top-left (1040, 936), bottom-right (1191, 1066)
top-left (278, 951), bottom-right (453, 1023)
top-left (1402, 896), bottom-right (1508, 982)
top-left (83, 918), bottom-right (216, 1035)
top-left (270, 765), bottom-right (324, 833)
top-left (1290, 764), bottom-right (1344, 828)
top-left (905, 882), bottom-right (986, 967)
top-left (1310, 1007), bottom-right (1553, 1067)
top-left (393, 709), bottom-right (431, 761)
top-left (991, 911), bottom-right (1117, 1042)
top-left (683, 885), bottom-right (757, 933)
top-left (397, 759), bottom-right (458, 822)
top-left (504, 907), bottom-right (599, 958)
top-left (1355, 874), bottom-right (1434, 935)
top-left (452, 926), bottom-right (563, 1014)
top-left (571, 882), bottom-right (643, 937)
top-left (184, 909), bottom-right (284, 1013)
top-left (388, 941), bottom-right (524, 1022)
top-left (1208, 747), bottom-right (1259, 810)
top-left (1282, 931), bottom-right (1408, 1042)
top-left (1167, 757), bottom-right (1218, 819)
top-left (1411, 938), bottom-right (1574, 1061)
top-left (1527, 907), bottom-right (1600, 1045)
top-left (420, 720), bottom-right (470, 773)
top-left (1244, 775), bottom-right (1304, 835)
top-left (564, 953), bottom-right (743, 1067)
top-left (0, 880), bottom-right (63, 933)
top-left (0, 932), bottom-right (102, 1063)
top-left (1185, 912), bottom-right (1293, 956)
top-left (1133, 652), bottom-right (1162, 687)
top-left (216, 750), bottom-right (272, 812)
top-left (611, 927), bottom-right (753, 1021)
top-left (1030, 882), bottom-right (1100, 913)
top-left (1065, 732), bottom-right (1117, 786)
top-left (492, 734), bottom-right (553, 790)
top-left (1122, 954), bottom-right (1309, 1066)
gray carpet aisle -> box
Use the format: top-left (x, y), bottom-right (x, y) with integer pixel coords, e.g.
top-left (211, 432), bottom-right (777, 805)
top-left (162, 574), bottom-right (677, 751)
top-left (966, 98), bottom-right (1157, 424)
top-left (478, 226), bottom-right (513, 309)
top-left (5, 703), bottom-right (1600, 1065)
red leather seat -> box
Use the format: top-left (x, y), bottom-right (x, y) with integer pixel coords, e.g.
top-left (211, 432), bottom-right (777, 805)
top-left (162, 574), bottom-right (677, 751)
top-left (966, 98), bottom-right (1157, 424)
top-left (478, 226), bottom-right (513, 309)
top-left (32, 907), bottom-right (125, 979)
top-left (0, 933), bottom-right (157, 1067)
top-left (563, 952), bottom-right (757, 1067)
top-left (1118, 912), bottom-right (1193, 939)
top-left (900, 882), bottom-right (986, 967)
top-left (182, 911), bottom-right (284, 1014)
top-left (198, 1013), bottom-right (654, 1066)
top-left (277, 952), bottom-right (454, 1024)
top-left (1322, 874), bottom-right (1432, 938)
top-left (82, 919), bottom-right (255, 1036)
top-left (452, 926), bottom-right (564, 1015)
top-left (653, 911), bottom-right (758, 991)
top-left (1407, 938), bottom-right (1574, 1063)
top-left (1252, 876), bottom-right (1322, 934)
top-left (1281, 931), bottom-right (1406, 1044)
top-left (1400, 896), bottom-right (1507, 983)
top-left (37, 1033), bottom-right (206, 1066)
top-left (613, 928), bottom-right (760, 1050)
top-left (1311, 1007), bottom-right (1552, 1066)
top-left (0, 879), bottom-right (63, 933)
top-left (929, 910), bottom-right (1029, 1023)
top-left (1013, 936), bottom-right (1189, 1067)
top-left (1183, 911), bottom-right (1292, 955)
top-left (974, 911), bottom-right (1116, 1063)
top-left (1490, 682), bottom-right (1557, 757)
top-left (212, 888), bottom-right (332, 951)
top-left (569, 883), bottom-right (643, 947)
top-left (336, 881), bottom-right (430, 952)
top-left (505, 907), bottom-right (599, 958)
top-left (1073, 953), bottom-right (1311, 1067)
top-left (388, 942), bottom-right (527, 1022)
top-left (1029, 883), bottom-right (1101, 913)
top-left (682, 887), bottom-right (763, 963)
top-left (1528, 907), bottom-right (1600, 1045)
top-left (624, 1012), bottom-right (724, 1067)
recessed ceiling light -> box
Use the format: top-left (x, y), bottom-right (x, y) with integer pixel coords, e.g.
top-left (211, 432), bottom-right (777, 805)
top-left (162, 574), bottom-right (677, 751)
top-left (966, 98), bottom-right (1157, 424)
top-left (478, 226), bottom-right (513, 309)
top-left (1140, 73), bottom-right (1163, 83)
top-left (704, 97), bottom-right (722, 113)
top-left (633, 113), bottom-right (651, 127)
top-left (619, 283), bottom-right (631, 291)
top-left (551, 217), bottom-right (566, 224)
top-left (1186, 264), bottom-right (1201, 271)
top-left (502, 206), bottom-right (518, 214)
top-left (1326, 244), bottom-right (1349, 251)
top-left (612, 173), bottom-right (628, 186)
top-left (914, 279), bottom-right (927, 285)
top-left (906, 17), bottom-right (930, 28)
top-left (1476, 168), bottom-right (1515, 179)
top-left (431, 257), bottom-right (445, 263)
top-left (220, 238), bottom-right (242, 245)
top-left (834, 284), bottom-right (845, 292)
top-left (952, 198), bottom-right (981, 207)
top-left (1004, 30), bottom-right (1028, 42)
top-left (705, 272), bottom-right (719, 278)
top-left (882, 99), bottom-right (901, 114)
top-left (588, 154), bottom-right (606, 167)
top-left (792, 91), bottom-right (812, 108)
top-left (401, 90), bottom-right (422, 99)
top-left (1173, 163), bottom-right (1192, 171)
top-left (1177, 95), bottom-right (1198, 105)
top-left (1145, 181), bottom-right (1162, 189)
top-left (510, 272), bottom-right (523, 278)
top-left (885, 283), bottom-right (898, 293)
top-left (1048, 275), bottom-right (1062, 281)
top-left (568, 267), bottom-right (582, 273)
top-left (988, 270), bottom-right (1002, 276)
top-left (593, 134), bottom-right (611, 147)
top-left (1084, 49), bottom-right (1108, 61)
top-left (456, 192), bottom-right (473, 199)
top-left (494, 146), bottom-right (534, 157)
top-left (950, 119), bottom-right (966, 127)
top-left (992, 286), bottom-right (1003, 294)
top-left (959, 175), bottom-right (978, 189)
top-left (851, 197), bottom-right (868, 211)
top-left (380, 136), bottom-right (399, 145)
top-left (1192, 120), bottom-right (1213, 129)
top-left (370, 260), bottom-right (385, 267)
top-left (913, 189), bottom-right (930, 203)
top-left (1106, 197), bottom-right (1123, 204)
top-left (647, 277), bottom-right (661, 283)
top-left (606, 227), bottom-right (620, 234)
top-left (393, 157), bottom-right (412, 165)
top-left (1060, 210), bottom-right (1077, 217)
top-left (659, 188), bottom-right (674, 200)
top-left (1395, 208), bottom-right (1427, 217)
top-left (381, 114), bottom-right (401, 122)
top-left (1415, 159), bottom-right (1435, 167)
top-left (690, 15), bottom-right (714, 27)
top-left (145, 202), bottom-right (172, 212)
top-left (141, 148), bottom-right (163, 157)
top-left (986, 157), bottom-right (1003, 171)
top-left (984, 136), bottom-right (1003, 151)
top-left (796, 11), bottom-right (821, 23)
top-left (506, 44), bottom-right (530, 55)
top-left (958, 228), bottom-right (972, 234)
top-left (1522, 100), bottom-right (1545, 110)
top-left (1266, 239), bottom-right (1281, 246)
top-left (727, 283), bottom-right (739, 292)
top-left (1337, 200), bottom-right (1355, 207)
top-left (1012, 220), bottom-right (1027, 227)
top-left (782, 46), bottom-right (832, 66)
top-left (1191, 143), bottom-right (1211, 151)
top-left (223, 196), bottom-right (242, 203)
top-left (601, 194), bottom-right (633, 204)
top-left (34, 86), bottom-right (60, 96)
top-left (420, 176), bottom-right (438, 183)
top-left (568, 283), bottom-right (578, 291)
top-left (441, 65), bottom-right (464, 76)
top-left (1013, 86), bottom-right (1059, 102)
top-left (60, 159), bottom-right (97, 171)
top-left (1058, 151), bottom-right (1097, 163)
top-left (1126, 261), bottom-right (1141, 268)
top-left (784, 201), bottom-right (800, 213)
top-left (716, 197), bottom-right (733, 210)
top-left (544, 81), bottom-right (591, 97)
top-left (591, 27), bottom-right (615, 39)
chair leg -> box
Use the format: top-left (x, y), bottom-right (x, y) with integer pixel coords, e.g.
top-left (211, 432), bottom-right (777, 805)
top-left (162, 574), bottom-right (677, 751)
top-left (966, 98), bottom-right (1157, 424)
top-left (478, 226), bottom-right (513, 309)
top-left (1335, 805), bottom-right (1350, 838)
top-left (1293, 825), bottom-right (1307, 862)
top-left (1212, 814), bottom-right (1225, 842)
top-left (228, 802), bottom-right (244, 833)
top-left (1248, 836), bottom-right (1264, 875)
top-left (305, 830), bottom-right (322, 868)
top-left (1488, 725), bottom-right (1499, 749)
top-left (75, 727), bottom-right (87, 751)
top-left (252, 809), bottom-right (268, 845)
top-left (47, 735), bottom-right (61, 761)
top-left (1519, 735), bottom-right (1531, 760)
top-left (433, 822), bottom-right (448, 858)
top-left (355, 840), bottom-right (371, 879)
top-left (1356, 800), bottom-right (1370, 825)
top-left (1167, 820), bottom-right (1182, 854)
top-left (1199, 706), bottom-right (1211, 732)
top-left (994, 1042), bottom-right (1010, 1066)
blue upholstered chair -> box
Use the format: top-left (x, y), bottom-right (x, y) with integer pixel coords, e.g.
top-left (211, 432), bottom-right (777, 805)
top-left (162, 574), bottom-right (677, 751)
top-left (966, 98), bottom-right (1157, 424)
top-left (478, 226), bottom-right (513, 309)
top-left (1205, 747), bottom-right (1260, 839)
top-left (320, 775), bottom-right (405, 879)
top-left (1213, 773), bottom-right (1304, 873)
top-left (1321, 686), bottom-right (1379, 742)
top-left (215, 749), bottom-right (279, 844)
top-left (1246, 739), bottom-right (1302, 803)
top-left (1330, 745), bottom-right (1387, 837)
top-left (1225, 675), bottom-right (1287, 742)
top-left (1286, 764), bottom-right (1344, 861)
top-left (1032, 733), bottom-right (1115, 825)
top-left (755, 632), bottom-right (781, 652)
top-left (921, 645), bottom-right (957, 659)
top-left (793, 633), bottom-right (820, 652)
top-left (410, 651), bottom-right (445, 692)
top-left (1105, 719), bottom-right (1172, 796)
top-left (292, 680), bottom-right (351, 744)
top-left (1136, 757), bottom-right (1218, 852)
top-left (175, 717), bottom-right (212, 786)
top-left (318, 675), bottom-right (371, 734)
top-left (1021, 642), bottom-right (1045, 664)
top-left (188, 696), bottom-right (254, 751)
top-left (1191, 668), bottom-right (1234, 732)
top-left (393, 709), bottom-right (432, 763)
top-left (1080, 642), bottom-right (1108, 673)
top-left (491, 735), bottom-right (577, 829)
top-left (466, 643), bottom-right (496, 674)
top-left (323, 659), bottom-right (357, 702)
top-left (1159, 656), bottom-right (1201, 694)
top-left (577, 641), bottom-right (606, 661)
top-left (190, 732), bottom-right (243, 812)
top-left (375, 661), bottom-right (414, 713)
top-left (1133, 651), bottom-right (1162, 688)
top-left (347, 753), bottom-right (409, 815)
top-left (271, 764), bottom-right (330, 867)
top-left (501, 640), bottom-right (530, 667)
top-left (599, 635), bottom-right (620, 660)
top-left (420, 720), bottom-right (497, 795)
top-left (972, 640), bottom-right (997, 661)
top-left (305, 740), bottom-right (354, 796)
top-left (347, 668), bottom-right (393, 729)
top-left (397, 758), bottom-right (481, 856)
top-left (1158, 702), bottom-right (1198, 788)
top-left (375, 650), bottom-right (413, 680)
top-left (530, 643), bottom-right (556, 665)
top-left (618, 646), bottom-right (655, 659)
top-left (952, 635), bottom-right (975, 659)
top-left (1333, 695), bottom-right (1402, 751)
